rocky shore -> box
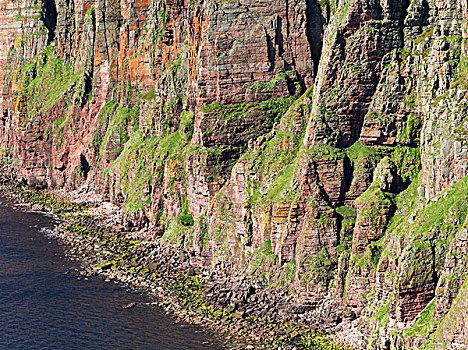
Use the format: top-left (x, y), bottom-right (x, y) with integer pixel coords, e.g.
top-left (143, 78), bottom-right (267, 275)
top-left (0, 183), bottom-right (349, 350)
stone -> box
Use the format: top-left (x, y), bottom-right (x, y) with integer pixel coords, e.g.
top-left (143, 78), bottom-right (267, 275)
top-left (100, 263), bottom-right (112, 270)
top-left (123, 302), bottom-right (137, 309)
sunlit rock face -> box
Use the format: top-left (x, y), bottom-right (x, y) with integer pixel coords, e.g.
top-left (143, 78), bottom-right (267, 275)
top-left (0, 1), bottom-right (467, 348)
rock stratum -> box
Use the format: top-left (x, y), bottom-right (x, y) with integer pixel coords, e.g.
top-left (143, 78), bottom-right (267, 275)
top-left (0, 0), bottom-right (467, 348)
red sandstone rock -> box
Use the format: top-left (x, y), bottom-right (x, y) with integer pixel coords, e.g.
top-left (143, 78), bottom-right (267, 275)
top-left (1, 1), bottom-right (468, 349)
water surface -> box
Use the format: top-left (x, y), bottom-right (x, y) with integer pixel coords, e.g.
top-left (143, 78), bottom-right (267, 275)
top-left (0, 202), bottom-right (223, 349)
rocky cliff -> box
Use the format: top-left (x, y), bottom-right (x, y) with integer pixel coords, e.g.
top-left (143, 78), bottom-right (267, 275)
top-left (1, 0), bottom-right (467, 348)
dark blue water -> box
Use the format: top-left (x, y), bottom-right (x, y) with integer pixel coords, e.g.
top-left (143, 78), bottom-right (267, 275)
top-left (0, 202), bottom-right (223, 349)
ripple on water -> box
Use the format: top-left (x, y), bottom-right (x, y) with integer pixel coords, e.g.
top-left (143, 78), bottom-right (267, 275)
top-left (0, 204), bottom-right (224, 350)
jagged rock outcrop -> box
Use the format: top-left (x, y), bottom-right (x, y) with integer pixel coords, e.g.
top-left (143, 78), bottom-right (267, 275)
top-left (0, 0), bottom-right (467, 348)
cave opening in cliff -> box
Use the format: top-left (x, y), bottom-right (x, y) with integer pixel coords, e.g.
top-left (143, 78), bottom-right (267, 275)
top-left (80, 154), bottom-right (90, 181)
top-left (42, 0), bottom-right (58, 44)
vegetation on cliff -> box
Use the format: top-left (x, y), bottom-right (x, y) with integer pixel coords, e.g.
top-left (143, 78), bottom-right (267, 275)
top-left (0, 0), bottom-right (467, 349)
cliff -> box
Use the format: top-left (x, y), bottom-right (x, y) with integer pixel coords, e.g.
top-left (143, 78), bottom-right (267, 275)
top-left (0, 0), bottom-right (467, 348)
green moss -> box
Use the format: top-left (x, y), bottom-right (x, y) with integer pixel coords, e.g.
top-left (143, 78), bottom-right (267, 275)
top-left (241, 101), bottom-right (309, 204)
top-left (346, 141), bottom-right (389, 161)
top-left (305, 144), bottom-right (345, 160)
top-left (369, 242), bottom-right (383, 268)
top-left (335, 205), bottom-right (356, 218)
top-left (404, 298), bottom-right (435, 339)
top-left (178, 208), bottom-right (194, 227)
top-left (196, 94), bottom-right (299, 187)
top-left (200, 96), bottom-right (296, 124)
top-left (367, 298), bottom-right (391, 344)
top-left (246, 72), bottom-right (289, 94)
top-left (414, 27), bottom-right (435, 45)
top-left (0, 148), bottom-right (13, 164)
top-left (275, 259), bottom-right (297, 287)
top-left (400, 114), bottom-right (423, 144)
top-left (141, 87), bottom-right (156, 101)
top-left (421, 277), bottom-right (468, 349)
top-left (85, 6), bottom-right (95, 19)
top-left (391, 145), bottom-right (421, 183)
top-left (158, 130), bottom-right (183, 155)
top-left (299, 245), bottom-right (338, 291)
top-left (103, 100), bottom-right (197, 219)
top-left (245, 239), bottom-right (279, 281)
top-left (267, 164), bottom-right (296, 201)
top-left (356, 184), bottom-right (395, 205)
top-left (162, 219), bottom-right (192, 247)
top-left (382, 177), bottom-right (468, 322)
top-left (401, 48), bottom-right (411, 62)
top-left (20, 45), bottom-right (82, 122)
top-left (392, 176), bottom-right (468, 241)
top-left (348, 250), bottom-right (373, 271)
top-left (93, 100), bottom-right (119, 158)
top-left (455, 116), bottom-right (468, 136)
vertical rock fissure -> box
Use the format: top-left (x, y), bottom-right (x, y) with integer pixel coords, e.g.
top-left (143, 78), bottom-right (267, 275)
top-left (399, 0), bottom-right (410, 44)
top-left (265, 31), bottom-right (276, 72)
top-left (284, 74), bottom-right (297, 95)
top-left (341, 155), bottom-right (354, 205)
top-left (100, 1), bottom-right (111, 69)
top-left (275, 16), bottom-right (285, 58)
top-left (305, 0), bottom-right (325, 80)
top-left (42, 0), bottom-right (57, 44)
top-left (430, 241), bottom-right (439, 293)
top-left (82, 74), bottom-right (94, 106)
top-left (325, 1), bottom-right (331, 23)
top-left (80, 154), bottom-right (90, 181)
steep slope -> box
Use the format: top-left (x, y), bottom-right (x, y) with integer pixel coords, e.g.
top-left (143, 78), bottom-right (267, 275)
top-left (0, 0), bottom-right (467, 348)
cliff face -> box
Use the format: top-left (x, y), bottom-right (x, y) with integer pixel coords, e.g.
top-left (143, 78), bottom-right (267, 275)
top-left (1, 0), bottom-right (467, 348)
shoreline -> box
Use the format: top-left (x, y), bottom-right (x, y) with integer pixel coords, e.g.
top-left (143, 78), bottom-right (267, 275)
top-left (0, 182), bottom-right (350, 350)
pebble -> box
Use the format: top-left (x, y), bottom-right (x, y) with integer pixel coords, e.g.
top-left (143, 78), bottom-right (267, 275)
top-left (123, 302), bottom-right (137, 309)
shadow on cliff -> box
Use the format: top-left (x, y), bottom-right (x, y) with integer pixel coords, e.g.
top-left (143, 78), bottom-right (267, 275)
top-left (42, 0), bottom-right (58, 44)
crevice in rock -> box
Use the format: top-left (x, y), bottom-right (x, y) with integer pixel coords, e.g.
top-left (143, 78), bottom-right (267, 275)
top-left (284, 74), bottom-right (297, 96)
top-left (335, 211), bottom-right (344, 245)
top-left (324, 1), bottom-right (331, 23)
top-left (275, 16), bottom-right (285, 58)
top-left (42, 0), bottom-right (58, 44)
top-left (416, 0), bottom-right (431, 39)
top-left (265, 31), bottom-right (276, 72)
top-left (99, 0), bottom-right (123, 68)
top-left (341, 155), bottom-right (354, 204)
top-left (430, 242), bottom-right (439, 291)
top-left (399, 0), bottom-right (411, 44)
top-left (80, 154), bottom-right (90, 181)
top-left (82, 73), bottom-right (93, 106)
top-left (305, 0), bottom-right (326, 80)
top-left (374, 1), bottom-right (384, 20)
top-left (421, 0), bottom-right (430, 27)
